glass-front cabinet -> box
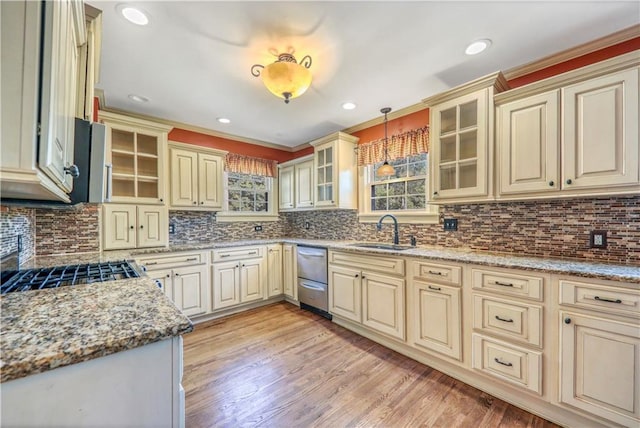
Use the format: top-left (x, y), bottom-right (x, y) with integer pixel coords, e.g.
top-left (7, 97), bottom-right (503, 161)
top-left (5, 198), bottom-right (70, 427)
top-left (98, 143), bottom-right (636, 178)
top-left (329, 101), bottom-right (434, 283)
top-left (424, 72), bottom-right (508, 203)
top-left (314, 142), bottom-right (334, 206)
top-left (99, 112), bottom-right (172, 205)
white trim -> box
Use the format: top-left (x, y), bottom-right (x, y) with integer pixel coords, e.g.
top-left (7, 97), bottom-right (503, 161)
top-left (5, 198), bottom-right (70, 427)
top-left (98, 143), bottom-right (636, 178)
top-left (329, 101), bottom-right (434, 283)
top-left (217, 172), bottom-right (278, 221)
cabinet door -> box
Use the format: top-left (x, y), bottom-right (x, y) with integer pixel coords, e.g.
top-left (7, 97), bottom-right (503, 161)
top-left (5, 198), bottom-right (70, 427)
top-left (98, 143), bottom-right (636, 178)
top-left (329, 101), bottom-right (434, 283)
top-left (295, 160), bottom-right (314, 208)
top-left (173, 265), bottom-right (208, 317)
top-left (38, 0), bottom-right (75, 192)
top-left (314, 142), bottom-right (335, 207)
top-left (498, 90), bottom-right (560, 195)
top-left (431, 89), bottom-right (488, 199)
top-left (559, 311), bottom-right (640, 426)
top-left (412, 282), bottom-right (462, 360)
top-left (170, 148), bottom-right (198, 207)
top-left (211, 261), bottom-right (240, 310)
top-left (329, 265), bottom-right (361, 322)
top-left (362, 272), bottom-right (405, 340)
top-left (278, 165), bottom-right (295, 210)
top-left (267, 245), bottom-right (283, 298)
top-left (137, 206), bottom-right (168, 248)
top-left (103, 205), bottom-right (136, 250)
top-left (198, 153), bottom-right (223, 208)
top-left (240, 258), bottom-right (265, 303)
top-left (149, 269), bottom-right (173, 300)
top-left (283, 244), bottom-right (297, 299)
top-left (563, 68), bottom-right (639, 190)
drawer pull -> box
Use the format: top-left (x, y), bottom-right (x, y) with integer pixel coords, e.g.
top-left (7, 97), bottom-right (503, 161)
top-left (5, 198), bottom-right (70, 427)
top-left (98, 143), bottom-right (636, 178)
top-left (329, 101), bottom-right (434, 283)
top-left (493, 281), bottom-right (514, 287)
top-left (185, 257), bottom-right (198, 262)
top-left (428, 270), bottom-right (443, 276)
top-left (248, 251), bottom-right (258, 255)
top-left (594, 296), bottom-right (622, 304)
top-left (145, 262), bottom-right (158, 266)
top-left (220, 254), bottom-right (231, 258)
top-left (494, 358), bottom-right (513, 367)
top-left (495, 315), bottom-right (514, 323)
top-left (428, 285), bottom-right (441, 291)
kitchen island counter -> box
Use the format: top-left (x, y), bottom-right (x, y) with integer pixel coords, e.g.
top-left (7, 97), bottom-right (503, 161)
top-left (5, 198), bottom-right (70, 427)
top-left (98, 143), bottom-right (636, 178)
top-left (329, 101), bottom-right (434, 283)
top-left (0, 277), bottom-right (193, 383)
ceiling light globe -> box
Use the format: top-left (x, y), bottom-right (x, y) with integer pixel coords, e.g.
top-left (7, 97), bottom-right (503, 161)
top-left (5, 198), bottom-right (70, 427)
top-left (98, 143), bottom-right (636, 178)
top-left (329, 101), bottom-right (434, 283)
top-left (262, 61), bottom-right (312, 102)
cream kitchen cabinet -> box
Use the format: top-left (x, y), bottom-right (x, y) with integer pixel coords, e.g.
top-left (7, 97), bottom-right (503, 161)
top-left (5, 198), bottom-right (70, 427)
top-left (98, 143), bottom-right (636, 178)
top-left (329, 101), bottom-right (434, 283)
top-left (267, 244), bottom-right (283, 298)
top-left (283, 243), bottom-right (297, 300)
top-left (424, 72), bottom-right (509, 204)
top-left (103, 204), bottom-right (168, 250)
top-left (211, 246), bottom-right (266, 310)
top-left (410, 260), bottom-right (463, 361)
top-left (99, 112), bottom-right (172, 205)
top-left (169, 143), bottom-right (226, 210)
top-left (329, 251), bottom-right (405, 340)
top-left (1, 0), bottom-right (86, 201)
top-left (495, 53), bottom-right (639, 200)
top-left (310, 132), bottom-right (359, 209)
top-left (278, 155), bottom-right (314, 211)
top-left (557, 277), bottom-right (640, 427)
top-left (137, 251), bottom-right (209, 317)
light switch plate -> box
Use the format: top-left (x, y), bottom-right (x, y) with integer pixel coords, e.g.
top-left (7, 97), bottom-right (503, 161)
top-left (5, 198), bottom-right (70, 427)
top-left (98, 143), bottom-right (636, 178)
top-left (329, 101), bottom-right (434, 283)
top-left (589, 230), bottom-right (607, 248)
top-left (443, 218), bottom-right (458, 231)
top-left (254, 225), bottom-right (263, 232)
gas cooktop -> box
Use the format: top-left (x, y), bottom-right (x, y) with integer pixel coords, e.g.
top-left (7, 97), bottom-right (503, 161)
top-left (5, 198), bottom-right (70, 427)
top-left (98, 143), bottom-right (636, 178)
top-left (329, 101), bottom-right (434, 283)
top-left (0, 260), bottom-right (140, 295)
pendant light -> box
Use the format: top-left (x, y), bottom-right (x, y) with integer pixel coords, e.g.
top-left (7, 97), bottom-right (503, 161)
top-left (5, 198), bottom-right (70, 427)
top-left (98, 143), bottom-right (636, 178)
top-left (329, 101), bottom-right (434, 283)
top-left (376, 107), bottom-right (395, 177)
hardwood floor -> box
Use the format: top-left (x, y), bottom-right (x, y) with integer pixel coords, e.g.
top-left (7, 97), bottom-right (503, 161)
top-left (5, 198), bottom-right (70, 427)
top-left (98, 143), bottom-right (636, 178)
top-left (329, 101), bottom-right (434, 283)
top-left (183, 302), bottom-right (557, 428)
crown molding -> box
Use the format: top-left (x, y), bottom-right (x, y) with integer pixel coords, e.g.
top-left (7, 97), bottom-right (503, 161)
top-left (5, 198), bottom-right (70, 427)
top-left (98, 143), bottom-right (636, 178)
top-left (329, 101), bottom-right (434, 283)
top-left (422, 71), bottom-right (509, 106)
top-left (504, 24), bottom-right (640, 81)
top-left (95, 88), bottom-right (106, 108)
top-left (341, 102), bottom-right (428, 134)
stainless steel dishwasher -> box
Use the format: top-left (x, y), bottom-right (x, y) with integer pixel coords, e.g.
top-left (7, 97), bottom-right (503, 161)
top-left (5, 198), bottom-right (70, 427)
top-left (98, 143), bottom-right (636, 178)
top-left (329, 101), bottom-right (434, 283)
top-left (296, 246), bottom-right (331, 318)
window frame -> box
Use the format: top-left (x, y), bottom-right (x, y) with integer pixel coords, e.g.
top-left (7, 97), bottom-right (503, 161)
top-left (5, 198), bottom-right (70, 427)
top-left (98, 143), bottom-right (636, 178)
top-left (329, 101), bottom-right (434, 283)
top-left (358, 153), bottom-right (438, 224)
top-left (215, 172), bottom-right (279, 222)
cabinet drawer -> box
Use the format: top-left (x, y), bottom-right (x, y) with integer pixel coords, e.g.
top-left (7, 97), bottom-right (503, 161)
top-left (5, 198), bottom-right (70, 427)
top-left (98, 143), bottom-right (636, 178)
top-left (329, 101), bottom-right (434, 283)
top-left (329, 251), bottom-right (404, 275)
top-left (472, 269), bottom-right (544, 301)
top-left (473, 295), bottom-right (542, 347)
top-left (559, 279), bottom-right (640, 318)
top-left (137, 251), bottom-right (205, 270)
top-left (212, 246), bottom-right (263, 262)
top-left (413, 261), bottom-right (461, 286)
top-left (472, 333), bottom-right (542, 395)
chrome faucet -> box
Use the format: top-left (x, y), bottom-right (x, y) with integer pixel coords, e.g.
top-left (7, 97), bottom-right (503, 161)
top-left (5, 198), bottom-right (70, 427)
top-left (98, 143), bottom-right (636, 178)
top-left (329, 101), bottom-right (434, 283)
top-left (377, 214), bottom-right (399, 245)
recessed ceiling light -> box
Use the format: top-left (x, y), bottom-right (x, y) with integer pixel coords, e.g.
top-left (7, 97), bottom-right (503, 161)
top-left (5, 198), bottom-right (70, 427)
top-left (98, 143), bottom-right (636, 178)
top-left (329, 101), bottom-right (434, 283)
top-left (128, 94), bottom-right (149, 103)
top-left (217, 117), bottom-right (231, 124)
top-left (465, 39), bottom-right (492, 55)
top-left (342, 102), bottom-right (357, 110)
top-left (118, 5), bottom-right (149, 26)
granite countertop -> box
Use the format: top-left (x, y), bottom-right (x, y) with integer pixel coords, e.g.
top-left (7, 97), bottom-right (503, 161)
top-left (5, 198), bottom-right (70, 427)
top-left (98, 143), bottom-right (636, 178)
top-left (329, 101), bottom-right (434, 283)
top-left (0, 277), bottom-right (193, 383)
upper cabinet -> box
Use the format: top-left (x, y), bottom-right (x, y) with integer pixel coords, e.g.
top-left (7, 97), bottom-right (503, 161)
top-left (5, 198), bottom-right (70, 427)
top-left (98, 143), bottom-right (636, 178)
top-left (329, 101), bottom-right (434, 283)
top-left (98, 112), bottom-right (172, 205)
top-left (310, 132), bottom-right (359, 209)
top-left (168, 142), bottom-right (226, 210)
top-left (278, 154), bottom-right (314, 211)
top-left (495, 52), bottom-right (639, 200)
top-left (1, 0), bottom-right (90, 202)
top-left (424, 72), bottom-right (510, 204)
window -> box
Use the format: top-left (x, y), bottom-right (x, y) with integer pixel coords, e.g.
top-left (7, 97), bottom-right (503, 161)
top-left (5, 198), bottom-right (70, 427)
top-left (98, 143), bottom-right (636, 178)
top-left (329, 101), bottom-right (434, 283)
top-left (358, 152), bottom-right (438, 224)
top-left (227, 172), bottom-right (270, 212)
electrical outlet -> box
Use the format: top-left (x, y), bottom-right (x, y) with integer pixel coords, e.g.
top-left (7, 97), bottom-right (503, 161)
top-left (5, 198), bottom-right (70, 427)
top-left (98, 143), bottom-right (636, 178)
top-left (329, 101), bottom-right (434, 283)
top-left (590, 230), bottom-right (607, 248)
top-left (168, 224), bottom-right (175, 234)
top-left (254, 225), bottom-right (263, 232)
top-left (304, 221), bottom-right (311, 230)
top-left (443, 218), bottom-right (458, 231)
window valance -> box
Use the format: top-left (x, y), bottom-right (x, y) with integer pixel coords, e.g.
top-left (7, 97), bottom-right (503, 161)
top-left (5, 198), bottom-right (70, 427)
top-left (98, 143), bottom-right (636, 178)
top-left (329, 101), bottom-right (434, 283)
top-left (356, 126), bottom-right (429, 166)
top-left (225, 153), bottom-right (277, 177)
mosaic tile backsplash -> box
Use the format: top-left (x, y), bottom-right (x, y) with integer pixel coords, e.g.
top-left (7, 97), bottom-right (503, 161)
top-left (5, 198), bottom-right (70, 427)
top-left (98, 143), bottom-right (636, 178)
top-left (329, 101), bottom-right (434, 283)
top-left (1, 195), bottom-right (638, 266)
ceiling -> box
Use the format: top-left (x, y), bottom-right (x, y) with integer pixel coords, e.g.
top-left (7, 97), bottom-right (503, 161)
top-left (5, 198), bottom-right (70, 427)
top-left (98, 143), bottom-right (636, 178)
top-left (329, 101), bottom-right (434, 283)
top-left (93, 1), bottom-right (639, 149)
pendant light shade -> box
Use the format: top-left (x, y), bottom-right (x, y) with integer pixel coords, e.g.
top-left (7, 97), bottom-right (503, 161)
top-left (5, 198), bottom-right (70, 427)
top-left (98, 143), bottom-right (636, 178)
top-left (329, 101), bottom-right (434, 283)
top-left (376, 107), bottom-right (395, 177)
top-left (251, 53), bottom-right (313, 104)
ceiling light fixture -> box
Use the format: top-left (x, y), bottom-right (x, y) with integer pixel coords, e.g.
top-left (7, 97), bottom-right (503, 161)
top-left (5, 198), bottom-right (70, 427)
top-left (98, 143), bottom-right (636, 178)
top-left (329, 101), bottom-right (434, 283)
top-left (342, 102), bottom-right (357, 110)
top-left (376, 107), bottom-right (395, 177)
top-left (119, 6), bottom-right (149, 26)
top-left (465, 39), bottom-right (491, 55)
top-left (128, 94), bottom-right (149, 103)
top-left (251, 52), bottom-right (312, 104)
top-left (217, 117), bottom-right (231, 124)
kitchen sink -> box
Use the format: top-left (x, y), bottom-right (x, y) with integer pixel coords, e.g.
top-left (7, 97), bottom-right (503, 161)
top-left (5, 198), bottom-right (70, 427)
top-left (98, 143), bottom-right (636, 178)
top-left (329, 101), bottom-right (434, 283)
top-left (348, 243), bottom-right (414, 251)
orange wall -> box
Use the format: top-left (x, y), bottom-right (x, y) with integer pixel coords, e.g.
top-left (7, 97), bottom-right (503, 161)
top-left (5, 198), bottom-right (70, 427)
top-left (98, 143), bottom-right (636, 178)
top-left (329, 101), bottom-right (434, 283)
top-left (351, 109), bottom-right (430, 145)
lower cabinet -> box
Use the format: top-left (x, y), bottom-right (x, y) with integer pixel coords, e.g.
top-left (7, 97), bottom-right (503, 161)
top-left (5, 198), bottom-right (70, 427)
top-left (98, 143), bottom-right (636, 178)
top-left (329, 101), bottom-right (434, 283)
top-left (211, 246), bottom-right (266, 311)
top-left (282, 244), bottom-right (297, 300)
top-left (267, 244), bottom-right (283, 298)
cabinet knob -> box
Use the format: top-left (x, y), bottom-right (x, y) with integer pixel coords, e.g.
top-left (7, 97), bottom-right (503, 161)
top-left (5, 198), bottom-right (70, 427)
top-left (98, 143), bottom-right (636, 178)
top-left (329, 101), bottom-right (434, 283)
top-left (242, 264), bottom-right (245, 267)
top-left (160, 198), bottom-right (163, 202)
top-left (64, 164), bottom-right (80, 178)
top-left (331, 200), bottom-right (334, 203)
top-left (166, 274), bottom-right (170, 278)
top-left (361, 275), bottom-right (366, 279)
top-left (354, 274), bottom-right (359, 278)
top-left (566, 179), bottom-right (573, 185)
top-left (175, 272), bottom-right (180, 276)
top-left (193, 201), bottom-right (197, 204)
top-left (564, 317), bottom-right (571, 324)
top-left (433, 191), bottom-right (438, 196)
top-left (548, 181), bottom-right (554, 186)
top-left (140, 225), bottom-right (144, 229)
top-left (130, 225), bottom-right (134, 230)
top-left (200, 201), bottom-right (204, 204)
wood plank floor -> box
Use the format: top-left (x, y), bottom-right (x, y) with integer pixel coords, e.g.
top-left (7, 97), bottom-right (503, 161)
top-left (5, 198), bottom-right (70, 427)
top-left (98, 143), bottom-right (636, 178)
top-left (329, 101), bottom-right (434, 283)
top-left (183, 302), bottom-right (558, 428)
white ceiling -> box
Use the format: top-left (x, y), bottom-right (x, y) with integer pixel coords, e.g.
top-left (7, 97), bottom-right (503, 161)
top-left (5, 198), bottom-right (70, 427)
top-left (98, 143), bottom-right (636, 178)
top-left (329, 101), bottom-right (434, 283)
top-left (93, 1), bottom-right (639, 149)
